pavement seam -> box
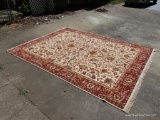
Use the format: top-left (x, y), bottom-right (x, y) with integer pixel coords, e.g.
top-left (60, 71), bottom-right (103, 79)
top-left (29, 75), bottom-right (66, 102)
top-left (7, 107), bottom-right (25, 120)
top-left (0, 82), bottom-right (10, 89)
top-left (2, 74), bottom-right (52, 120)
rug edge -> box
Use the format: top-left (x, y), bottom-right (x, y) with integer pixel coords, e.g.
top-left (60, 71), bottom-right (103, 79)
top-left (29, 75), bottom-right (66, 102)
top-left (123, 49), bottom-right (156, 113)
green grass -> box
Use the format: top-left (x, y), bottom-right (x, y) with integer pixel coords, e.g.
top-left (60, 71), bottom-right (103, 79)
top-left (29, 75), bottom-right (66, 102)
top-left (0, 10), bottom-right (23, 17)
top-left (18, 89), bottom-right (29, 96)
top-left (0, 11), bottom-right (7, 16)
top-left (18, 89), bottom-right (27, 96)
top-left (0, 63), bottom-right (4, 71)
top-left (109, 0), bottom-right (124, 4)
top-left (0, 25), bottom-right (3, 29)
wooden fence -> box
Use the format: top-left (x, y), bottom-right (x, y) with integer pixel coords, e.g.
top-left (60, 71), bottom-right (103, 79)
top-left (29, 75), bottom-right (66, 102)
top-left (0, 0), bottom-right (100, 15)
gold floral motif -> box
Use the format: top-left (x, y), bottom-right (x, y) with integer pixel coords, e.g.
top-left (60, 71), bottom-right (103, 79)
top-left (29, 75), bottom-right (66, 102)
top-left (25, 30), bottom-right (140, 89)
top-left (113, 93), bottom-right (121, 101)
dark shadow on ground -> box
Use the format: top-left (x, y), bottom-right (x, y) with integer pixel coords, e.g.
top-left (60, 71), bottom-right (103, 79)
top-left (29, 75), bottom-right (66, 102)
top-left (123, 2), bottom-right (157, 9)
top-left (51, 0), bottom-right (111, 15)
top-left (0, 0), bottom-right (114, 27)
top-left (0, 21), bottom-right (8, 26)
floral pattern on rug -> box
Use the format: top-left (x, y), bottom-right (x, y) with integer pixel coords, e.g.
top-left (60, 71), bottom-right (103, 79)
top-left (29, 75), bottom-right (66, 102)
top-left (25, 31), bottom-right (140, 89)
top-left (7, 28), bottom-right (154, 112)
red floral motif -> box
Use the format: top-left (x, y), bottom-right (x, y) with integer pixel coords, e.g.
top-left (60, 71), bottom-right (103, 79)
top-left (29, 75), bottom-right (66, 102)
top-left (7, 28), bottom-right (153, 111)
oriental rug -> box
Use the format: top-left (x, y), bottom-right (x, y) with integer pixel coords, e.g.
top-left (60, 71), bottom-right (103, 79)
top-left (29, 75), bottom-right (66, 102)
top-left (7, 28), bottom-right (155, 113)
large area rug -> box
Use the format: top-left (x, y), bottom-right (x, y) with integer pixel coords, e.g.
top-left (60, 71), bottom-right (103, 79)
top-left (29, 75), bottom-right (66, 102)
top-left (7, 28), bottom-right (155, 113)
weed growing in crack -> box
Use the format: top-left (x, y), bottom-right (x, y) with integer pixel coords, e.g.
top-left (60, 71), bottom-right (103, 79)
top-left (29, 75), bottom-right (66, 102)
top-left (18, 89), bottom-right (29, 96)
top-left (0, 63), bottom-right (4, 71)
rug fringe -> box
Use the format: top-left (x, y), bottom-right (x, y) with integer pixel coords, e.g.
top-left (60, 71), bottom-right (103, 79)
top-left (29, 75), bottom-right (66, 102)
top-left (123, 49), bottom-right (156, 113)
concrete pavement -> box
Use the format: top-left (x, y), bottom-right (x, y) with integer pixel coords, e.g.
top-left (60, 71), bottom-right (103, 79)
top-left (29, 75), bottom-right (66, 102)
top-left (148, 0), bottom-right (160, 11)
top-left (0, 73), bottom-right (50, 120)
top-left (0, 3), bottom-right (160, 120)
